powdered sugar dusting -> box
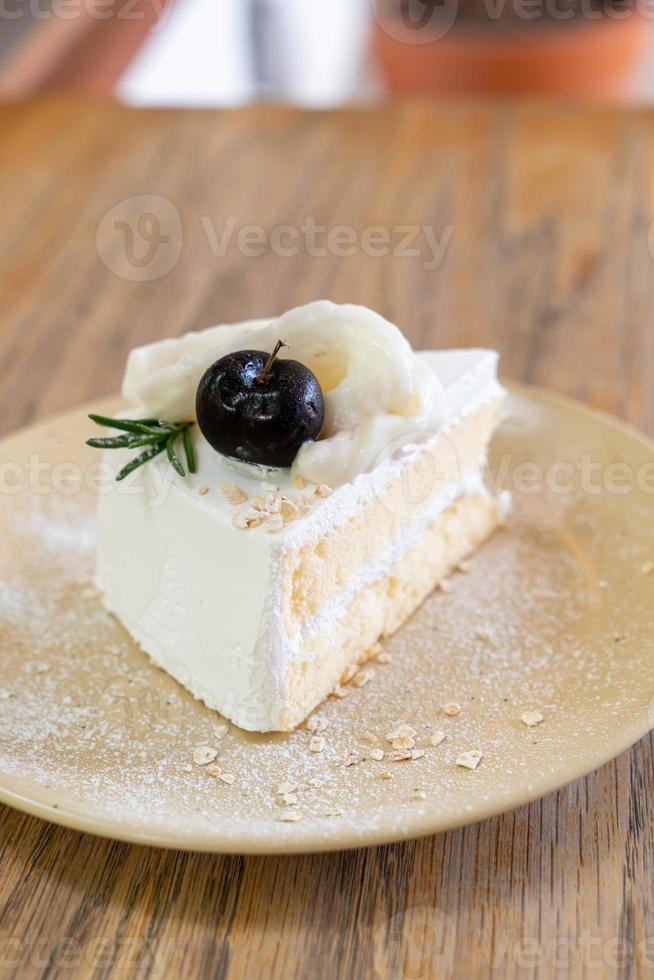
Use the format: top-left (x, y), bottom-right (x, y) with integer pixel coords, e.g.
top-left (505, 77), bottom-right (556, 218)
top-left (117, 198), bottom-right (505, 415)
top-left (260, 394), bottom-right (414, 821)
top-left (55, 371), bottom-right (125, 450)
top-left (0, 392), bottom-right (653, 851)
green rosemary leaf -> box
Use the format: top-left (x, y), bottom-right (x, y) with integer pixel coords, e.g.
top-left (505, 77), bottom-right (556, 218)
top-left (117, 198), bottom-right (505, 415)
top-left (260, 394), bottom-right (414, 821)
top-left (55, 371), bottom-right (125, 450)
top-left (86, 434), bottom-right (164, 450)
top-left (166, 433), bottom-right (186, 478)
top-left (182, 426), bottom-right (196, 474)
top-left (115, 442), bottom-right (167, 481)
top-left (88, 414), bottom-right (164, 436)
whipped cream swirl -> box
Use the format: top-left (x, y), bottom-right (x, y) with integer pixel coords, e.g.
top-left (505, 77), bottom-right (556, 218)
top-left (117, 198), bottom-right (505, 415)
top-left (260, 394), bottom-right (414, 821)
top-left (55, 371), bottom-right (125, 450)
top-left (123, 301), bottom-right (451, 487)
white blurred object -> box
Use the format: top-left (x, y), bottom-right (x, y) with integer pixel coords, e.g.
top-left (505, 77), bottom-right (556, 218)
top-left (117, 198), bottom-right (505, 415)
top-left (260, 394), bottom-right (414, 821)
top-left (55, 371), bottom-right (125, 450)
top-left (117, 0), bottom-right (256, 107)
top-left (117, 0), bottom-right (372, 108)
top-left (259, 0), bottom-right (371, 106)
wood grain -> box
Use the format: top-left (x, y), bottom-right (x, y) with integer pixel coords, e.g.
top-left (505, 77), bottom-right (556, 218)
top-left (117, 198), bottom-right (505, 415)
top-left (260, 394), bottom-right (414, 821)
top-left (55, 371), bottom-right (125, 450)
top-left (0, 99), bottom-right (653, 979)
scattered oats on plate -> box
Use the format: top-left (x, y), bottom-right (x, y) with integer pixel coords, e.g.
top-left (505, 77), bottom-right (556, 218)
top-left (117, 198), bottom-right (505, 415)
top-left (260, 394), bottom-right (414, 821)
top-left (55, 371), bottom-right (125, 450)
top-left (193, 746), bottom-right (218, 766)
top-left (521, 710), bottom-right (544, 727)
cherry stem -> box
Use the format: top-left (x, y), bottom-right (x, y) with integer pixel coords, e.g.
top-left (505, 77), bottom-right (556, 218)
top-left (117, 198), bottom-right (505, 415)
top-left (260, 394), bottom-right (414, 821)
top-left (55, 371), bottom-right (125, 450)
top-left (257, 339), bottom-right (288, 385)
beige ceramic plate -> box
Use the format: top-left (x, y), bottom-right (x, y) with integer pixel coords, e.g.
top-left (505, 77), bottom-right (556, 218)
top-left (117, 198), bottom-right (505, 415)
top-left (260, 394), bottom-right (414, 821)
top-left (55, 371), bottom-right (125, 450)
top-left (1, 385), bottom-right (653, 854)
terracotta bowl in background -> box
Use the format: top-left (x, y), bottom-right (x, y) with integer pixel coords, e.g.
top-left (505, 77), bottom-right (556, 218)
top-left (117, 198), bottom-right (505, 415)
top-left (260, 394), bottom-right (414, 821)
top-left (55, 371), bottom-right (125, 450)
top-left (373, 5), bottom-right (647, 98)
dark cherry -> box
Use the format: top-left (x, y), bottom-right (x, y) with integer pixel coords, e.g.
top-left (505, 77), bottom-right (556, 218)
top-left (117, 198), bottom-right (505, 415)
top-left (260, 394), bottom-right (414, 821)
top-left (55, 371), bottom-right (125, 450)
top-left (195, 340), bottom-right (325, 468)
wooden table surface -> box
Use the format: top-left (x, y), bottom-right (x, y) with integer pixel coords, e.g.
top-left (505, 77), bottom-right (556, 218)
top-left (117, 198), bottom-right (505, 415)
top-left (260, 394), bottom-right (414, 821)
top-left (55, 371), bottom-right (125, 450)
top-left (1, 100), bottom-right (653, 980)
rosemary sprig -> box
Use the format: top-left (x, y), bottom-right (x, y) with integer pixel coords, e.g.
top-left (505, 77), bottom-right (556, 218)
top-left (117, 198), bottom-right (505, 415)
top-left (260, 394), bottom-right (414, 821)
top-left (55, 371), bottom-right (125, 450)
top-left (86, 415), bottom-right (197, 481)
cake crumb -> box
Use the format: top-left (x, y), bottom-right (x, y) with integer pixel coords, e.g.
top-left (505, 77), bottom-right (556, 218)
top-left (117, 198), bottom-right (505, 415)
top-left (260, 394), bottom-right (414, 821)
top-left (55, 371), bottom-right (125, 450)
top-left (330, 685), bottom-right (349, 699)
top-left (292, 474), bottom-right (306, 490)
top-left (232, 509), bottom-right (263, 529)
top-left (389, 751), bottom-right (413, 762)
top-left (306, 715), bottom-right (328, 733)
top-left (377, 770), bottom-right (392, 780)
top-left (410, 749), bottom-right (426, 760)
top-left (385, 724), bottom-right (417, 741)
top-left (641, 561), bottom-right (654, 576)
top-left (443, 703), bottom-right (462, 717)
top-left (198, 487), bottom-right (209, 496)
top-left (280, 498), bottom-right (300, 523)
top-left (193, 746), bottom-right (218, 766)
top-left (252, 493), bottom-right (278, 513)
top-left (309, 736), bottom-right (325, 754)
top-left (352, 669), bottom-right (374, 688)
top-left (430, 731), bottom-right (447, 747)
top-left (213, 724), bottom-right (229, 740)
top-left (278, 810), bottom-right (303, 823)
top-left (361, 730), bottom-right (378, 745)
top-left (410, 790), bottom-right (427, 801)
top-left (277, 780), bottom-right (298, 795)
top-left (456, 750), bottom-right (483, 771)
top-left (262, 514), bottom-right (284, 533)
top-left (375, 652), bottom-right (392, 664)
top-left (391, 736), bottom-right (415, 751)
top-left (370, 748), bottom-right (385, 761)
top-left (315, 484), bottom-right (333, 498)
top-left (205, 764), bottom-right (222, 778)
top-left (220, 483), bottom-right (248, 506)
top-left (385, 724), bottom-right (417, 750)
top-left (307, 777), bottom-right (324, 789)
top-left (340, 664), bottom-right (358, 684)
top-left (521, 710), bottom-right (544, 727)
top-left (475, 628), bottom-right (491, 643)
top-left (219, 772), bottom-right (235, 785)
top-left (282, 792), bottom-right (298, 806)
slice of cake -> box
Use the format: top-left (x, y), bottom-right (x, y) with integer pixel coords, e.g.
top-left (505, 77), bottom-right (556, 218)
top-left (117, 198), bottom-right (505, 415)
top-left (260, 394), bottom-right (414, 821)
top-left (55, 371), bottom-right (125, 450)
top-left (93, 301), bottom-right (506, 732)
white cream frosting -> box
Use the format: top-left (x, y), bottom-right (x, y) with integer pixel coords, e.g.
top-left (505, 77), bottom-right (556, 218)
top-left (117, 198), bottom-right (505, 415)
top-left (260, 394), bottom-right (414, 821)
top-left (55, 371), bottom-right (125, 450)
top-left (99, 336), bottom-right (505, 731)
top-left (123, 300), bottom-right (452, 487)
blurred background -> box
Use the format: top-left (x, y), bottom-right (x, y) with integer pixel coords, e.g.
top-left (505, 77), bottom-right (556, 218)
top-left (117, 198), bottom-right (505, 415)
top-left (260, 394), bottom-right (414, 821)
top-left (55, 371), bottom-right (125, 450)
top-left (1, 0), bottom-right (654, 105)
